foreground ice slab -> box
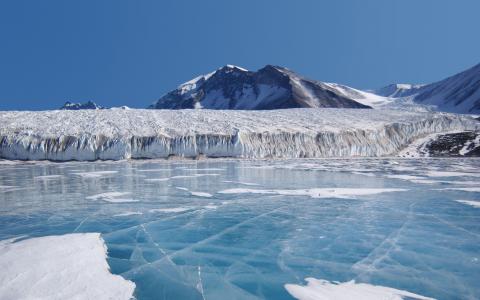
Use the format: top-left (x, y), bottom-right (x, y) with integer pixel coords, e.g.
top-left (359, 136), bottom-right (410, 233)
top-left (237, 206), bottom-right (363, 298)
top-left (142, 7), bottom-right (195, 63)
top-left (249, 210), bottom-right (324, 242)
top-left (0, 233), bottom-right (135, 300)
top-left (0, 108), bottom-right (478, 160)
top-left (285, 278), bottom-right (434, 300)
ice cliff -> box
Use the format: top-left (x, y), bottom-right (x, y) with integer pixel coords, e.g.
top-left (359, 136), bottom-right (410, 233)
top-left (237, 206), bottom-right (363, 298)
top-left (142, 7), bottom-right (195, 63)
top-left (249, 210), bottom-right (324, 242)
top-left (0, 109), bottom-right (478, 161)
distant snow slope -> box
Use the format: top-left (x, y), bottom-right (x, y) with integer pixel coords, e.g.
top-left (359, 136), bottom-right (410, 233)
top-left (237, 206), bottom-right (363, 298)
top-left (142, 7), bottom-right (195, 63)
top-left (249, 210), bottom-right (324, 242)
top-left (373, 83), bottom-right (425, 98)
top-left (0, 109), bottom-right (477, 161)
top-left (413, 63), bottom-right (480, 113)
top-left (373, 63), bottom-right (480, 114)
top-left (149, 65), bottom-right (372, 110)
top-left (323, 82), bottom-right (393, 108)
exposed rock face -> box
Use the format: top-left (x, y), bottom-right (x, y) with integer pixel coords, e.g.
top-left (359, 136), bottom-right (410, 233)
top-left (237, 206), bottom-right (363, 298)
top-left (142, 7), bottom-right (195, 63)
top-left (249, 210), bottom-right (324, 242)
top-left (424, 131), bottom-right (480, 157)
top-left (60, 101), bottom-right (104, 110)
top-left (149, 65), bottom-right (371, 110)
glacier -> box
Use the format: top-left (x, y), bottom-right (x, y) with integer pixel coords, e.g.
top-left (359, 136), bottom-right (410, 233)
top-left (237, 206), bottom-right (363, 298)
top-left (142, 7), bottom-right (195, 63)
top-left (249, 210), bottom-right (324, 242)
top-left (0, 108), bottom-right (478, 161)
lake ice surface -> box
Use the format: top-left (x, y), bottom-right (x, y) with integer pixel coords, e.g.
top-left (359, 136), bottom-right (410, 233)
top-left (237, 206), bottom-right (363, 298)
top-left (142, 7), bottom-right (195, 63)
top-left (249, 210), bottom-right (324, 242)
top-left (0, 158), bottom-right (479, 300)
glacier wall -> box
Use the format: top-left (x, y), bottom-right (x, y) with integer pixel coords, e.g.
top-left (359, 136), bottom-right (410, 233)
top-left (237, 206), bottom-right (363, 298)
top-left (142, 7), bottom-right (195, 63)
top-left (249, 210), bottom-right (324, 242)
top-left (0, 109), bottom-right (478, 161)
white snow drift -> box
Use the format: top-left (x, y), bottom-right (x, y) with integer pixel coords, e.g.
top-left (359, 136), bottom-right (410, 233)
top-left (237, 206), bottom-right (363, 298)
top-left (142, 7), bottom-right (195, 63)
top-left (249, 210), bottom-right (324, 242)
top-left (0, 233), bottom-right (135, 300)
top-left (285, 278), bottom-right (434, 300)
top-left (0, 108), bottom-right (478, 161)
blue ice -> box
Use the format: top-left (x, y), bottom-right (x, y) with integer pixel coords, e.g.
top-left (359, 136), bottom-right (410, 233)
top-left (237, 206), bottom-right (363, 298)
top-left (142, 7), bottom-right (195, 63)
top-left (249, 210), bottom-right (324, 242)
top-left (0, 158), bottom-right (479, 299)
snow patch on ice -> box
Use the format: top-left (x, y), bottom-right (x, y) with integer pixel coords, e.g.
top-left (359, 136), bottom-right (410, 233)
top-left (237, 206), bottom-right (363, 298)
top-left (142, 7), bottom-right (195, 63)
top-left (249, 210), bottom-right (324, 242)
top-left (385, 174), bottom-right (425, 180)
top-left (145, 177), bottom-right (171, 182)
top-left (204, 204), bottom-right (218, 209)
top-left (86, 192), bottom-right (138, 203)
top-left (190, 191), bottom-right (213, 198)
top-left (222, 180), bottom-right (260, 186)
top-left (443, 187), bottom-right (480, 192)
top-left (34, 175), bottom-right (63, 180)
top-left (146, 174), bottom-right (220, 182)
top-left (0, 233), bottom-right (135, 300)
top-left (73, 171), bottom-right (118, 178)
top-left (426, 171), bottom-right (480, 178)
top-left (137, 168), bottom-right (172, 172)
top-left (285, 278), bottom-right (434, 300)
top-left (149, 207), bottom-right (191, 213)
top-left (218, 188), bottom-right (407, 199)
top-left (113, 211), bottom-right (143, 217)
top-left (176, 186), bottom-right (213, 198)
top-left (456, 200), bottom-right (480, 208)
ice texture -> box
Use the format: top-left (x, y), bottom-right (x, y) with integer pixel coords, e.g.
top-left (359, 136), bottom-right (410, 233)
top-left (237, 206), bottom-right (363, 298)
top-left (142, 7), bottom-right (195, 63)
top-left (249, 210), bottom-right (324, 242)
top-left (0, 158), bottom-right (479, 299)
top-left (0, 108), bottom-right (478, 160)
top-left (0, 233), bottom-right (135, 300)
top-left (218, 188), bottom-right (407, 199)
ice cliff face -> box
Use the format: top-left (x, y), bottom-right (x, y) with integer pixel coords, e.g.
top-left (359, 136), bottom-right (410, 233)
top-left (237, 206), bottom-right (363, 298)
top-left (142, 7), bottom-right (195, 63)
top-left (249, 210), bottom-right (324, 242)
top-left (149, 65), bottom-right (371, 110)
top-left (0, 109), bottom-right (478, 161)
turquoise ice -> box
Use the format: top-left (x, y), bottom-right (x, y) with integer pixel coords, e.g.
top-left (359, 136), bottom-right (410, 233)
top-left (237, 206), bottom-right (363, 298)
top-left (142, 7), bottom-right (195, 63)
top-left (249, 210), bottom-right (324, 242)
top-left (0, 158), bottom-right (479, 299)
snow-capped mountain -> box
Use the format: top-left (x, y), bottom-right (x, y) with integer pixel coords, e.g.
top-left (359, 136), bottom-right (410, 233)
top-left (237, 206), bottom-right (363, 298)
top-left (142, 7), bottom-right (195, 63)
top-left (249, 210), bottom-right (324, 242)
top-left (373, 63), bottom-right (480, 114)
top-left (60, 101), bottom-right (104, 110)
top-left (149, 65), bottom-right (373, 110)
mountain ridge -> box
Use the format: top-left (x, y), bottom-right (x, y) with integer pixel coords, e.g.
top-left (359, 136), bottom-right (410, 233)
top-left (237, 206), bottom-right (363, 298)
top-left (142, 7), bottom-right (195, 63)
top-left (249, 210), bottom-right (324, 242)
top-left (373, 63), bottom-right (480, 113)
top-left (149, 65), bottom-right (373, 110)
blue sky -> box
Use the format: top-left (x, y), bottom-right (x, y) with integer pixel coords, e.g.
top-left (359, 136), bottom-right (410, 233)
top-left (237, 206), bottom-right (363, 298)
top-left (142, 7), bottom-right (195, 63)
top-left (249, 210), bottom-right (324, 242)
top-left (0, 0), bottom-right (479, 110)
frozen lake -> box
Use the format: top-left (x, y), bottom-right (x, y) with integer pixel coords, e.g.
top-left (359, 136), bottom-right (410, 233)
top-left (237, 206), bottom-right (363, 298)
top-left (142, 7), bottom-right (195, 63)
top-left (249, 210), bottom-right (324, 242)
top-left (0, 158), bottom-right (479, 300)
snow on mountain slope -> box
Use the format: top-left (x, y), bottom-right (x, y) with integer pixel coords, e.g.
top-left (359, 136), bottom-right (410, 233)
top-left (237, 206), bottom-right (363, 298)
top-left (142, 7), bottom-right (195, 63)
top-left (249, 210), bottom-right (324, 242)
top-left (373, 84), bottom-right (425, 98)
top-left (0, 109), bottom-right (477, 161)
top-left (413, 63), bottom-right (480, 114)
top-left (373, 63), bottom-right (480, 114)
top-left (149, 65), bottom-right (371, 110)
top-left (323, 82), bottom-right (393, 108)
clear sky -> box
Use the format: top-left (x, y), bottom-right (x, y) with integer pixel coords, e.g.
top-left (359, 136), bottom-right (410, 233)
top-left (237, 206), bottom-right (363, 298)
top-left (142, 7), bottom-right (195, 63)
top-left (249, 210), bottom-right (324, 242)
top-left (0, 0), bottom-right (479, 110)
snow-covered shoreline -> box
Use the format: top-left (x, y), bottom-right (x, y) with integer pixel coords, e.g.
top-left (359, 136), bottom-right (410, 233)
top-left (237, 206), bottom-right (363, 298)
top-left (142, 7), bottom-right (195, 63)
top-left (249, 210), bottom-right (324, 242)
top-left (0, 108), bottom-right (478, 161)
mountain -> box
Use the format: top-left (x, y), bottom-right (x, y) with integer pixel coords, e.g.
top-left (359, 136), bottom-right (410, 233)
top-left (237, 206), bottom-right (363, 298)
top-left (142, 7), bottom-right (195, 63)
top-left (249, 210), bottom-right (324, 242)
top-left (149, 65), bottom-right (372, 110)
top-left (373, 84), bottom-right (425, 98)
top-left (60, 101), bottom-right (104, 110)
top-left (373, 63), bottom-right (480, 114)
